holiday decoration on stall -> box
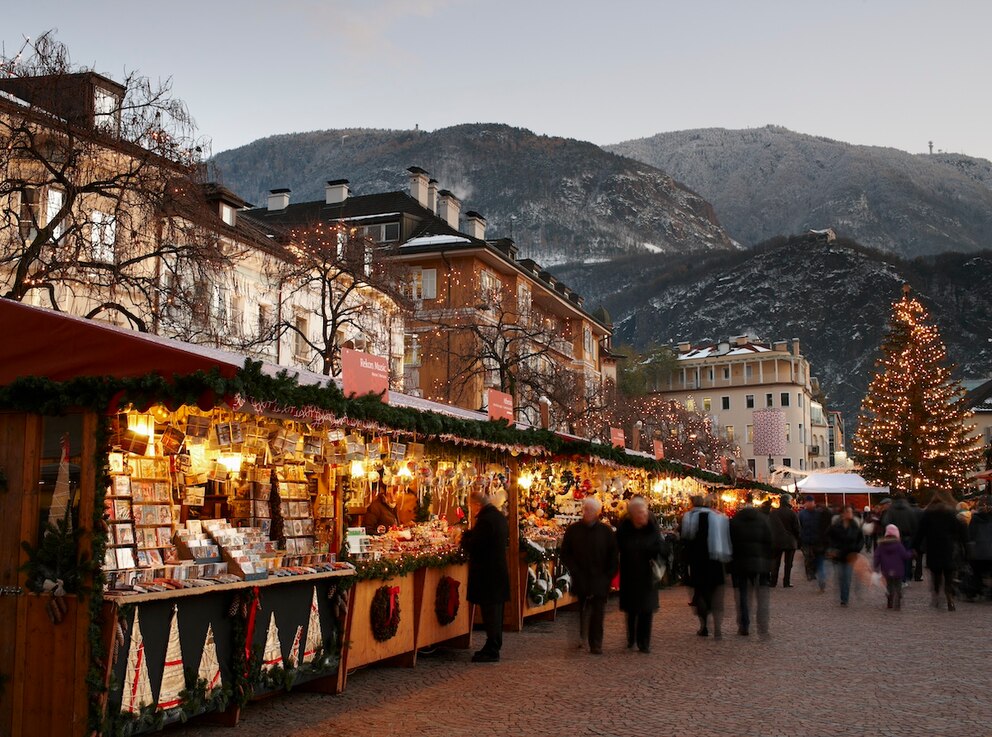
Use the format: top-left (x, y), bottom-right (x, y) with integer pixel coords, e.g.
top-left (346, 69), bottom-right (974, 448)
top-left (121, 610), bottom-right (154, 714)
top-left (261, 612), bottom-right (283, 671)
top-left (47, 434), bottom-right (73, 532)
top-left (302, 586), bottom-right (323, 664)
top-left (288, 625), bottom-right (303, 669)
top-left (854, 285), bottom-right (980, 494)
top-left (157, 606), bottom-right (185, 711)
top-left (434, 575), bottom-right (461, 625)
top-left (197, 623), bottom-right (223, 696)
top-left (370, 585), bottom-right (401, 642)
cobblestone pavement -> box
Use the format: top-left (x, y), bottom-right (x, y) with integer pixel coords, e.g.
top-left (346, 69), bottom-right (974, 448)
top-left (173, 555), bottom-right (992, 737)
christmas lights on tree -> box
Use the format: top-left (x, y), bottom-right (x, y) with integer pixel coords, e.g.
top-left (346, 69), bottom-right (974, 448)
top-left (854, 285), bottom-right (980, 495)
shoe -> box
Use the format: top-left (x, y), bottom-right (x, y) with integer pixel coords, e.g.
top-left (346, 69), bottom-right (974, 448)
top-left (589, 646), bottom-right (603, 655)
top-left (840, 601), bottom-right (848, 607)
top-left (471, 651), bottom-right (499, 663)
top-left (737, 627), bottom-right (749, 636)
top-left (626, 641), bottom-right (635, 650)
top-left (783, 583), bottom-right (793, 588)
top-left (637, 646), bottom-right (651, 653)
top-left (696, 627), bottom-right (709, 637)
top-left (947, 601), bottom-right (956, 612)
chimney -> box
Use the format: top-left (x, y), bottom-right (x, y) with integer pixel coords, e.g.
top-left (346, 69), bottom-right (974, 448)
top-left (427, 179), bottom-right (439, 213)
top-left (325, 179), bottom-right (349, 204)
top-left (773, 340), bottom-right (788, 353)
top-left (267, 188), bottom-right (290, 211)
top-left (677, 341), bottom-right (692, 354)
top-left (407, 166), bottom-right (430, 208)
top-left (792, 338), bottom-right (801, 356)
top-left (734, 335), bottom-right (749, 347)
top-left (437, 189), bottom-right (461, 230)
top-left (464, 211), bottom-right (486, 239)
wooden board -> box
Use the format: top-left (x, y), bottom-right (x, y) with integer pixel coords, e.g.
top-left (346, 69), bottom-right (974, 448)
top-left (343, 575), bottom-right (416, 670)
top-left (413, 564), bottom-right (471, 650)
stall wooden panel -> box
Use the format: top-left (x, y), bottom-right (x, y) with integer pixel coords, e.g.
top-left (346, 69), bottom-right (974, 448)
top-left (343, 574), bottom-right (416, 671)
top-left (413, 563), bottom-right (471, 651)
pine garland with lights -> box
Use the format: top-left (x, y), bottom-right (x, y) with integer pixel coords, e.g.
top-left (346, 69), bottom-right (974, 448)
top-left (854, 285), bottom-right (980, 495)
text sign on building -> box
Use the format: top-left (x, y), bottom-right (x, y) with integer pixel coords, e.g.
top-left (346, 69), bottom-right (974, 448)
top-left (341, 348), bottom-right (390, 402)
top-left (487, 389), bottom-right (514, 422)
top-left (653, 439), bottom-right (665, 460)
top-left (610, 427), bottom-right (625, 449)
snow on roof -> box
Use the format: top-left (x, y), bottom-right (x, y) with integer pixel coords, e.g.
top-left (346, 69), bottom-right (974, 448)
top-left (339, 212), bottom-right (400, 222)
top-left (677, 343), bottom-right (772, 360)
top-left (402, 234), bottom-right (472, 248)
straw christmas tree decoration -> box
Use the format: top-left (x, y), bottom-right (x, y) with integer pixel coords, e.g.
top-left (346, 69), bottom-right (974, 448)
top-left (288, 626), bottom-right (303, 669)
top-left (157, 606), bottom-right (185, 710)
top-left (261, 612), bottom-right (283, 671)
top-left (197, 623), bottom-right (222, 695)
top-left (120, 610), bottom-right (154, 714)
top-left (302, 586), bottom-right (322, 665)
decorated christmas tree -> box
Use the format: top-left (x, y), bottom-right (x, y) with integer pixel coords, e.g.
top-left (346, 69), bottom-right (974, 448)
top-left (854, 285), bottom-right (980, 494)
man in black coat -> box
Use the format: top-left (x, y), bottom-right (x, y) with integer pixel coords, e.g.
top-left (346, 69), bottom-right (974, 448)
top-left (730, 494), bottom-right (773, 638)
top-left (768, 493), bottom-right (801, 588)
top-left (461, 489), bottom-right (510, 662)
top-left (561, 496), bottom-right (618, 654)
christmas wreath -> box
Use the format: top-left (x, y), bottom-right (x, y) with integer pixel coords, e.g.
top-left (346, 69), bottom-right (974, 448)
top-left (370, 585), bottom-right (401, 642)
top-left (434, 575), bottom-right (460, 625)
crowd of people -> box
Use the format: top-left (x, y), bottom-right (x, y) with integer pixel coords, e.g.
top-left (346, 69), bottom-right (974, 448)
top-left (459, 486), bottom-right (990, 663)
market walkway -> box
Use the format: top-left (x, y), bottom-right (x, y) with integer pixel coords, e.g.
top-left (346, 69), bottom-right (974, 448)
top-left (173, 557), bottom-right (991, 737)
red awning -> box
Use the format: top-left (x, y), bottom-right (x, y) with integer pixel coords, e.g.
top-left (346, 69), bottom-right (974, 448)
top-left (0, 299), bottom-right (242, 384)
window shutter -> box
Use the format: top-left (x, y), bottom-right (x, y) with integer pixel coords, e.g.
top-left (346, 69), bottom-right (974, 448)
top-left (422, 269), bottom-right (437, 300)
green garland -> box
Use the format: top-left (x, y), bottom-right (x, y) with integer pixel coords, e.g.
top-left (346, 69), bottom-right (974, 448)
top-left (353, 549), bottom-right (465, 582)
top-left (369, 585), bottom-right (400, 642)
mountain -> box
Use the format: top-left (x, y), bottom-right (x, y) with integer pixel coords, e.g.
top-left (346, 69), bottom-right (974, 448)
top-left (554, 233), bottom-right (992, 427)
top-left (607, 126), bottom-right (992, 257)
top-left (211, 124), bottom-right (735, 265)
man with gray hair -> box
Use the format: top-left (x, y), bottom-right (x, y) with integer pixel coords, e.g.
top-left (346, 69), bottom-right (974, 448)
top-left (561, 496), bottom-right (618, 654)
top-left (461, 488), bottom-right (510, 662)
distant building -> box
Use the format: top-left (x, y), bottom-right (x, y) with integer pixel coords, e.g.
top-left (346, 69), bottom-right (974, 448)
top-left (964, 378), bottom-right (992, 473)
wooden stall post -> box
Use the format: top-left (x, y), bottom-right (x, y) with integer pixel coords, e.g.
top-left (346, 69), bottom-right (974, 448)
top-left (504, 458), bottom-right (523, 632)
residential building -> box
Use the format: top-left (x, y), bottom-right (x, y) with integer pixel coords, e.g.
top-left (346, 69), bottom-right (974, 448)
top-left (964, 378), bottom-right (992, 474)
top-left (655, 336), bottom-right (822, 480)
top-left (809, 400), bottom-right (830, 470)
top-left (242, 168), bottom-right (616, 430)
top-left (827, 410), bottom-right (849, 468)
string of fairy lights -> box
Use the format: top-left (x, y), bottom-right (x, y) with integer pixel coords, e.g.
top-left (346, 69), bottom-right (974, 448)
top-left (854, 286), bottom-right (980, 494)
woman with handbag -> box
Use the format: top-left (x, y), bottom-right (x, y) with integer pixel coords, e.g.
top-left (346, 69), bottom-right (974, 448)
top-left (617, 496), bottom-right (665, 653)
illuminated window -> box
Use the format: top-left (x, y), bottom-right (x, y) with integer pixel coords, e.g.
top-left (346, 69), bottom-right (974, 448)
top-left (746, 424), bottom-right (754, 443)
top-left (703, 397), bottom-right (712, 412)
top-left (726, 426), bottom-right (735, 443)
top-left (91, 210), bottom-right (116, 261)
top-left (403, 334), bottom-right (421, 366)
top-left (46, 188), bottom-right (64, 240)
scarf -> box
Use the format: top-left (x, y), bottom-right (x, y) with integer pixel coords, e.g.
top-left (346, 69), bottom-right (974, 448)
top-left (682, 507), bottom-right (732, 563)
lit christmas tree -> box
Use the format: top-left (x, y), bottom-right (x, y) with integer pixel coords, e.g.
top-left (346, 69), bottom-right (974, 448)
top-left (854, 285), bottom-right (980, 495)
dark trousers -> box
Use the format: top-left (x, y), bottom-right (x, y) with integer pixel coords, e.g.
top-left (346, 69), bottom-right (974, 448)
top-left (931, 567), bottom-right (956, 602)
top-left (733, 573), bottom-right (769, 635)
top-left (578, 594), bottom-right (607, 650)
top-left (771, 549), bottom-right (796, 586)
top-left (624, 610), bottom-right (653, 651)
top-left (478, 601), bottom-right (504, 654)
top-left (885, 575), bottom-right (902, 609)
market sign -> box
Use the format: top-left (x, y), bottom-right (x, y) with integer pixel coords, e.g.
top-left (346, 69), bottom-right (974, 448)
top-left (341, 348), bottom-right (390, 402)
top-left (487, 389), bottom-right (514, 422)
top-left (653, 439), bottom-right (665, 460)
top-left (610, 427), bottom-right (625, 449)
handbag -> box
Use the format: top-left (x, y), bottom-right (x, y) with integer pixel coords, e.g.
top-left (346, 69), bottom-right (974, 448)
top-left (649, 557), bottom-right (666, 585)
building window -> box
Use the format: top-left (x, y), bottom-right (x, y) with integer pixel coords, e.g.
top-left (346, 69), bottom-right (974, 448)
top-left (409, 267), bottom-right (437, 301)
top-left (798, 393), bottom-right (804, 408)
top-left (726, 425), bottom-right (735, 443)
top-left (747, 458), bottom-right (756, 476)
top-left (211, 284), bottom-right (227, 329)
top-left (229, 295), bottom-right (244, 337)
top-left (686, 397), bottom-right (696, 412)
top-left (90, 211), bottom-right (116, 262)
top-left (782, 458), bottom-right (792, 468)
top-left (708, 367), bottom-right (714, 382)
top-left (703, 398), bottom-right (712, 412)
top-left (220, 203), bottom-right (236, 226)
top-left (480, 269), bottom-right (500, 300)
top-left (583, 325), bottom-right (594, 358)
top-left (766, 393), bottom-right (774, 408)
top-left (746, 424), bottom-right (754, 444)
top-left (745, 364), bottom-right (754, 380)
top-left (403, 334), bottom-right (421, 366)
top-left (721, 396), bottom-right (730, 411)
top-left (800, 459), bottom-right (806, 471)
top-left (258, 304), bottom-right (274, 337)
top-left (93, 86), bottom-right (120, 132)
top-left (785, 423), bottom-right (791, 443)
top-left (799, 423), bottom-right (805, 444)
top-left (293, 314), bottom-right (309, 359)
top-left (46, 188), bottom-right (64, 240)
top-left (781, 392), bottom-right (790, 407)
top-left (361, 222), bottom-right (400, 242)
top-left (517, 283), bottom-right (531, 318)
top-left (723, 367), bottom-right (730, 380)
top-left (746, 394), bottom-right (754, 409)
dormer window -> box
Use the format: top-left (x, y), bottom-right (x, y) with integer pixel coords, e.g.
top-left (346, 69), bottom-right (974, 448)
top-left (219, 202), bottom-right (237, 227)
top-left (93, 86), bottom-right (121, 134)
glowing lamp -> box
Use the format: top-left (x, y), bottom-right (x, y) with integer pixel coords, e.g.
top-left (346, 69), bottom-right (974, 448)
top-left (219, 453), bottom-right (243, 475)
top-left (397, 464), bottom-right (414, 480)
top-left (128, 413), bottom-right (155, 437)
top-left (518, 473), bottom-right (533, 490)
top-left (350, 459), bottom-right (366, 477)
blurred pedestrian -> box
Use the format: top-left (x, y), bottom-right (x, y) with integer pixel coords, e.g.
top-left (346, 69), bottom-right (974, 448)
top-left (462, 489), bottom-right (510, 662)
top-left (880, 493), bottom-right (919, 584)
top-left (862, 505), bottom-right (877, 553)
top-left (768, 493), bottom-right (800, 587)
top-left (873, 524), bottom-right (913, 609)
top-left (966, 497), bottom-right (992, 600)
top-left (916, 490), bottom-right (967, 611)
top-left (730, 493), bottom-right (773, 637)
top-left (827, 504), bottom-right (865, 607)
top-left (681, 495), bottom-right (731, 638)
top-left (799, 495), bottom-right (830, 591)
top-left (561, 497), bottom-right (618, 654)
top-left (617, 496), bottom-right (665, 653)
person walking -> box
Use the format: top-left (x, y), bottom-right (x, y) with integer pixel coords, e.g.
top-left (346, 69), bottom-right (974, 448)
top-left (681, 495), bottom-right (731, 638)
top-left (966, 497), bottom-right (992, 600)
top-left (827, 505), bottom-right (865, 607)
top-left (916, 490), bottom-right (967, 611)
top-left (616, 496), bottom-right (664, 653)
top-left (799, 496), bottom-right (830, 590)
top-left (768, 493), bottom-right (801, 588)
top-left (729, 494), bottom-right (773, 638)
top-left (873, 524), bottom-right (913, 609)
top-left (862, 506), bottom-right (877, 554)
top-left (880, 494), bottom-right (919, 584)
top-left (461, 489), bottom-right (510, 662)
top-left (561, 497), bottom-right (618, 654)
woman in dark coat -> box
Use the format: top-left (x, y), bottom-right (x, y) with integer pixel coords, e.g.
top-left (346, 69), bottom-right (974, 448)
top-left (616, 496), bottom-right (664, 653)
top-left (461, 489), bottom-right (510, 661)
top-left (916, 490), bottom-right (967, 611)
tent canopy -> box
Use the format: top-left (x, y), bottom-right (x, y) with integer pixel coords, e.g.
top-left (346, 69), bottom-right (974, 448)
top-left (796, 472), bottom-right (889, 495)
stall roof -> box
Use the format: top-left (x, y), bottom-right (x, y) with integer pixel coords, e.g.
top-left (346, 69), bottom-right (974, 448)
top-left (0, 299), bottom-right (493, 423)
top-left (796, 473), bottom-right (889, 495)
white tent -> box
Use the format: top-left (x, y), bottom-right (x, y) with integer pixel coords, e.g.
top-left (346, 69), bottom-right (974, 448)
top-left (796, 473), bottom-right (889, 504)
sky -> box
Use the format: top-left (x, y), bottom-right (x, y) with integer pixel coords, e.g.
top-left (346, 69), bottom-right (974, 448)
top-left (4, 0), bottom-right (992, 159)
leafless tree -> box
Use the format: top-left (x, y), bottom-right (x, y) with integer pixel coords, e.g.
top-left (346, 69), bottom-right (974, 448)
top-left (0, 32), bottom-right (228, 331)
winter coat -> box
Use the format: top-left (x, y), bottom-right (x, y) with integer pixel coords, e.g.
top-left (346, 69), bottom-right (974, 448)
top-left (873, 536), bottom-right (913, 578)
top-left (799, 506), bottom-right (830, 550)
top-left (881, 499), bottom-right (919, 542)
top-left (729, 506), bottom-right (773, 576)
top-left (561, 519), bottom-right (619, 598)
top-left (916, 505), bottom-right (967, 571)
top-left (364, 494), bottom-right (398, 534)
top-left (827, 519), bottom-right (865, 561)
top-left (770, 505), bottom-right (801, 550)
top-left (682, 509), bottom-right (726, 591)
top-left (460, 503), bottom-right (510, 605)
top-left (968, 511), bottom-right (992, 561)
top-left (617, 516), bottom-right (664, 613)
